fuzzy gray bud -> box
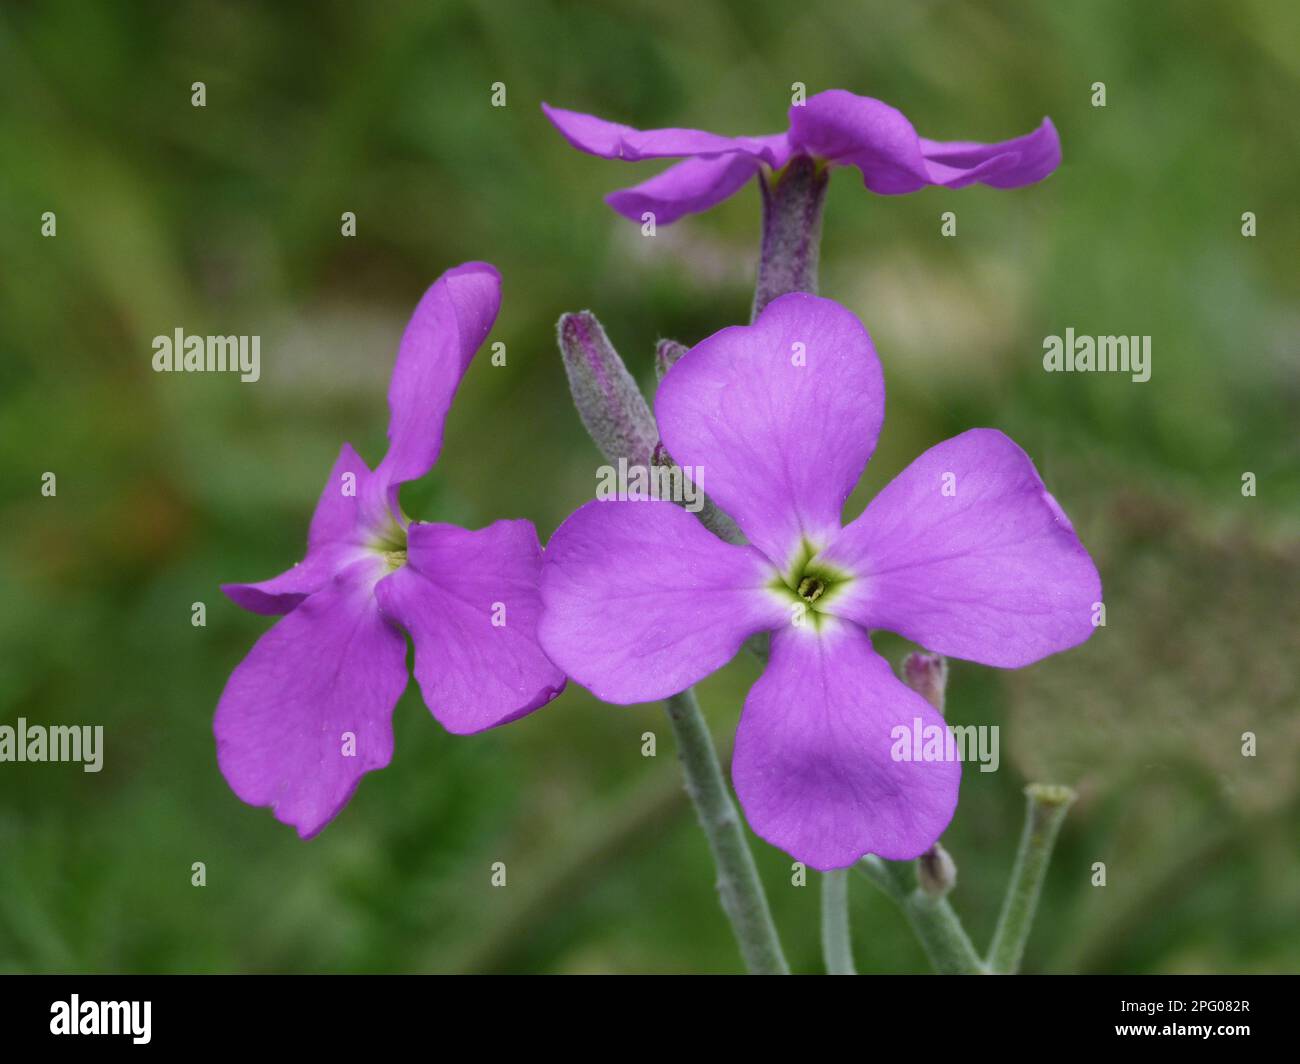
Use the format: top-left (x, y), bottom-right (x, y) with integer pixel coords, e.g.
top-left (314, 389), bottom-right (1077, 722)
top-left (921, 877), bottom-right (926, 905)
top-left (558, 311), bottom-right (658, 465)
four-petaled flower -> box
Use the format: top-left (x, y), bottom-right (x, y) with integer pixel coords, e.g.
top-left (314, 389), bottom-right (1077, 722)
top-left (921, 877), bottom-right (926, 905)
top-left (543, 89), bottom-right (1060, 225)
top-left (216, 263), bottom-right (565, 837)
top-left (537, 293), bottom-right (1100, 870)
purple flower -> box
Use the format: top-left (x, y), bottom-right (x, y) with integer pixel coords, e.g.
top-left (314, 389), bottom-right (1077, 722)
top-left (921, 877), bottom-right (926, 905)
top-left (215, 263), bottom-right (565, 837)
top-left (538, 293), bottom-right (1099, 870)
top-left (543, 89), bottom-right (1060, 225)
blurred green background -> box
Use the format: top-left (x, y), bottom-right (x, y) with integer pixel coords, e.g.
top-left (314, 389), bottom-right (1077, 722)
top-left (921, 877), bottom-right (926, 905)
top-left (1, 0), bottom-right (1296, 974)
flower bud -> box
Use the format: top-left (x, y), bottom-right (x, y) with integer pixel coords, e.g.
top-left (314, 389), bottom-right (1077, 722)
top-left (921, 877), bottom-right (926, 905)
top-left (917, 842), bottom-right (957, 898)
top-left (557, 311), bottom-right (659, 465)
top-left (654, 337), bottom-right (688, 381)
top-left (902, 651), bottom-right (948, 714)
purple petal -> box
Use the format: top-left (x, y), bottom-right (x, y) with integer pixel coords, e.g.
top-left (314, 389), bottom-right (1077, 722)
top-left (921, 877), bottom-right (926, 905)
top-left (538, 499), bottom-right (785, 703)
top-left (374, 520), bottom-right (566, 734)
top-left (606, 153), bottom-right (768, 226)
top-left (655, 292), bottom-right (885, 571)
top-left (788, 90), bottom-right (1060, 193)
top-left (225, 264), bottom-right (500, 619)
top-left (542, 103), bottom-right (785, 164)
top-left (221, 543), bottom-right (362, 616)
top-left (732, 622), bottom-right (961, 870)
top-left (920, 118), bottom-right (1061, 189)
top-left (222, 443), bottom-right (379, 616)
top-left (214, 557), bottom-right (408, 838)
top-left (375, 262), bottom-right (501, 497)
top-left (819, 429), bottom-right (1102, 668)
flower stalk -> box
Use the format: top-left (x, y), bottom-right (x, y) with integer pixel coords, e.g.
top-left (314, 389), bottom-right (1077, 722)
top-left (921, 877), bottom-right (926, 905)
top-left (752, 154), bottom-right (829, 319)
top-left (664, 688), bottom-right (789, 974)
top-left (856, 856), bottom-right (987, 974)
top-left (545, 91), bottom-right (1085, 979)
top-left (986, 783), bottom-right (1077, 974)
top-left (556, 313), bottom-right (788, 973)
top-left (820, 869), bottom-right (855, 974)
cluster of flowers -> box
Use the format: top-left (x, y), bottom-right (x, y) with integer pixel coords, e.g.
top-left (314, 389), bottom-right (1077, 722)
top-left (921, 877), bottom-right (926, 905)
top-left (216, 91), bottom-right (1099, 871)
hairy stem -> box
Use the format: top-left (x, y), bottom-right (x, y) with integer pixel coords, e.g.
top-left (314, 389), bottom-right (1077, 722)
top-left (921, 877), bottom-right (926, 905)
top-left (986, 783), bottom-right (1077, 974)
top-left (820, 870), bottom-right (855, 974)
top-left (664, 688), bottom-right (789, 974)
top-left (556, 312), bottom-right (786, 972)
top-left (856, 857), bottom-right (988, 974)
top-left (752, 154), bottom-right (829, 319)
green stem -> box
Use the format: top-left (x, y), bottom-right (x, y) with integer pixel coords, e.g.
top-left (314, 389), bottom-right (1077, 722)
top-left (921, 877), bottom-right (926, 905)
top-left (820, 870), bottom-right (855, 974)
top-left (986, 784), bottom-right (1077, 974)
top-left (855, 857), bottom-right (987, 974)
top-left (664, 688), bottom-right (789, 974)
top-left (903, 890), bottom-right (987, 976)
